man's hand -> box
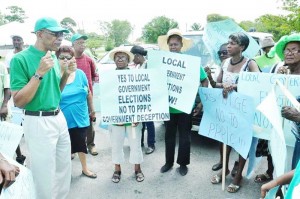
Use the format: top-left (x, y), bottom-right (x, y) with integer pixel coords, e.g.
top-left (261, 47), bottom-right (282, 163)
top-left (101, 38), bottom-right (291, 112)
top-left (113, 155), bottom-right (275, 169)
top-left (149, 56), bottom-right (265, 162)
top-left (193, 103), bottom-right (203, 116)
top-left (36, 51), bottom-right (55, 76)
top-left (0, 159), bottom-right (20, 188)
top-left (0, 106), bottom-right (8, 121)
top-left (281, 106), bottom-right (300, 122)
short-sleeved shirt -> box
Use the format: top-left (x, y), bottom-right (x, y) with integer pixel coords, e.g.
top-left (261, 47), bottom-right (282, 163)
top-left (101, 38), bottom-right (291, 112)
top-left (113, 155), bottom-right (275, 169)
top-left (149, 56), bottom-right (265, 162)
top-left (75, 54), bottom-right (97, 94)
top-left (254, 54), bottom-right (281, 70)
top-left (4, 50), bottom-right (15, 69)
top-left (10, 45), bottom-right (61, 111)
top-left (60, 69), bottom-right (89, 129)
top-left (0, 63), bottom-right (10, 107)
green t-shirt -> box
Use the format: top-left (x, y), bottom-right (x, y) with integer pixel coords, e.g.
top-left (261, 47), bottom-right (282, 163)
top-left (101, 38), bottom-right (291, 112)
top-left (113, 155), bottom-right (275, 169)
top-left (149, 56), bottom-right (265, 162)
top-left (170, 66), bottom-right (207, 114)
top-left (10, 45), bottom-right (61, 111)
top-left (285, 161), bottom-right (300, 199)
top-left (254, 54), bottom-right (281, 70)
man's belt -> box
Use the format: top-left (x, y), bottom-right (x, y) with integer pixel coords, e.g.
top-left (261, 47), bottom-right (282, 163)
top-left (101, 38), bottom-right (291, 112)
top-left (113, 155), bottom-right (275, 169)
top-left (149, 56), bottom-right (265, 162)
top-left (24, 109), bottom-right (60, 116)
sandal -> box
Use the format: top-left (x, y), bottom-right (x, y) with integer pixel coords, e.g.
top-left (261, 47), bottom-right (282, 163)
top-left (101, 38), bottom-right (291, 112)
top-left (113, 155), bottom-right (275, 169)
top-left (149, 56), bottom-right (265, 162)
top-left (231, 161), bottom-right (239, 177)
top-left (112, 171), bottom-right (121, 183)
top-left (212, 163), bottom-right (222, 171)
top-left (211, 170), bottom-right (230, 184)
top-left (135, 171), bottom-right (145, 182)
top-left (227, 183), bottom-right (240, 193)
top-left (254, 173), bottom-right (273, 183)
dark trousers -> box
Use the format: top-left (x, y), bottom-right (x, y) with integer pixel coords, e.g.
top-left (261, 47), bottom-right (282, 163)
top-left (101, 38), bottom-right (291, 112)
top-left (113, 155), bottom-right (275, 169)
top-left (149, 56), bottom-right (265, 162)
top-left (86, 121), bottom-right (95, 147)
top-left (164, 113), bottom-right (191, 166)
top-left (266, 154), bottom-right (274, 176)
top-left (141, 122), bottom-right (156, 147)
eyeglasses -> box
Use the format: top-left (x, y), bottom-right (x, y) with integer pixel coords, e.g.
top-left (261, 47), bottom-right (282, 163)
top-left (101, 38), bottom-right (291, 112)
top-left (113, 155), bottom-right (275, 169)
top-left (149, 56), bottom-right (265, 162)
top-left (58, 55), bottom-right (73, 60)
top-left (283, 49), bottom-right (300, 55)
top-left (43, 30), bottom-right (64, 38)
top-left (74, 41), bottom-right (86, 46)
top-left (115, 56), bottom-right (128, 61)
top-left (217, 50), bottom-right (228, 56)
top-left (168, 43), bottom-right (180, 47)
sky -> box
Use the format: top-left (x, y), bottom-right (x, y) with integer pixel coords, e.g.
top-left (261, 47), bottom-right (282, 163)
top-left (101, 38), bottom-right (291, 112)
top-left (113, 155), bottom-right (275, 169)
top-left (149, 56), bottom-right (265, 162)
top-left (1, 0), bottom-right (286, 41)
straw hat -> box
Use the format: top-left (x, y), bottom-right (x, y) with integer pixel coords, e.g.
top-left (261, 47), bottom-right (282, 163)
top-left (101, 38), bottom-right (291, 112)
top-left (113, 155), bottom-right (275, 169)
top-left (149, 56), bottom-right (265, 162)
top-left (158, 28), bottom-right (193, 52)
top-left (109, 47), bottom-right (134, 63)
top-left (261, 37), bottom-right (275, 49)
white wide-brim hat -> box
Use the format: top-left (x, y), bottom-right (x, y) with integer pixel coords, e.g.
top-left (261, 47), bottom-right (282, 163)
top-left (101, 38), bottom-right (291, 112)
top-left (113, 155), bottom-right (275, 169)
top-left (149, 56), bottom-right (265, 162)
top-left (109, 47), bottom-right (134, 63)
top-left (158, 28), bottom-right (193, 52)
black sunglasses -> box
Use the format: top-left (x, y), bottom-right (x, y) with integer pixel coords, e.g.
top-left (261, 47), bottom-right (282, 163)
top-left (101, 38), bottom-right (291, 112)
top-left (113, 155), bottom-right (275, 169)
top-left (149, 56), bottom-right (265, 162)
top-left (217, 50), bottom-right (228, 56)
top-left (58, 55), bottom-right (73, 60)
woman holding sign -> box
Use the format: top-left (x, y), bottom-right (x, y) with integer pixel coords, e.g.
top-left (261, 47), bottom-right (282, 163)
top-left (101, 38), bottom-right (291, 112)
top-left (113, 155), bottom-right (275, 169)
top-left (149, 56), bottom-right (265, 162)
top-left (209, 32), bottom-right (260, 193)
top-left (158, 29), bottom-right (208, 176)
top-left (108, 47), bottom-right (144, 183)
top-left (57, 46), bottom-right (97, 179)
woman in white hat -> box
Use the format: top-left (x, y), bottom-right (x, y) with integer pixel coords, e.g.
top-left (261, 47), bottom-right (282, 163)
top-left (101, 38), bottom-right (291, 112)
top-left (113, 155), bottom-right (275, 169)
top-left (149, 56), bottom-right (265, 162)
top-left (108, 47), bottom-right (144, 183)
top-left (158, 29), bottom-right (208, 176)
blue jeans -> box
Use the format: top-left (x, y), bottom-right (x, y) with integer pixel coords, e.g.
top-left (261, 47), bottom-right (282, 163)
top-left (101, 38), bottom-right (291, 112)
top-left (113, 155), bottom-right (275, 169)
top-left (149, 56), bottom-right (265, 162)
top-left (141, 122), bottom-right (155, 147)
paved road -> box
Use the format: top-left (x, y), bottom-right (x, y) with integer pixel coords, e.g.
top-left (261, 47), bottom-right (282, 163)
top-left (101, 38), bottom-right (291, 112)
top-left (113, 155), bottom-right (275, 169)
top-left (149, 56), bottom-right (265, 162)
top-left (19, 113), bottom-right (290, 199)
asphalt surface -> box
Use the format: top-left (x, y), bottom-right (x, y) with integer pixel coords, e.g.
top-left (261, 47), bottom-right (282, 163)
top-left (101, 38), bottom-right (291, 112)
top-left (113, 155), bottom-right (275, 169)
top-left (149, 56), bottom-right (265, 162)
top-left (19, 113), bottom-right (291, 199)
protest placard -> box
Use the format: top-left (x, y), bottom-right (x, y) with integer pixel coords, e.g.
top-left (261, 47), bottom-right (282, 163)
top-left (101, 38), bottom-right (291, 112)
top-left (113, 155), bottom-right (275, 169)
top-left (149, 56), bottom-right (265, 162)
top-left (203, 19), bottom-right (260, 65)
top-left (99, 69), bottom-right (169, 124)
top-left (238, 72), bottom-right (300, 146)
top-left (199, 87), bottom-right (254, 159)
top-left (147, 50), bottom-right (200, 113)
top-left (0, 121), bottom-right (23, 158)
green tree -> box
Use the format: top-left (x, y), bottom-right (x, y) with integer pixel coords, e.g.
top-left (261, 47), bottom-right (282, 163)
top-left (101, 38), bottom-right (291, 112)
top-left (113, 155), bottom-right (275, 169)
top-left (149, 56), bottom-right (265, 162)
top-left (190, 23), bottom-right (202, 31)
top-left (239, 20), bottom-right (257, 32)
top-left (142, 16), bottom-right (178, 43)
top-left (99, 20), bottom-right (132, 47)
top-left (206, 14), bottom-right (233, 23)
top-left (281, 0), bottom-right (300, 32)
top-left (61, 17), bottom-right (77, 34)
top-left (4, 6), bottom-right (27, 23)
top-left (255, 14), bottom-right (290, 40)
top-left (0, 11), bottom-right (5, 25)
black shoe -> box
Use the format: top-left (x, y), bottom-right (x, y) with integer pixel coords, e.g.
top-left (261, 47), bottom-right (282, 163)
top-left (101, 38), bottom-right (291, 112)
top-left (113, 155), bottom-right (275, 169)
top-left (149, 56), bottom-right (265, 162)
top-left (160, 163), bottom-right (173, 173)
top-left (145, 146), bottom-right (155, 154)
top-left (179, 165), bottom-right (188, 176)
top-left (212, 162), bottom-right (222, 171)
top-left (16, 155), bottom-right (26, 165)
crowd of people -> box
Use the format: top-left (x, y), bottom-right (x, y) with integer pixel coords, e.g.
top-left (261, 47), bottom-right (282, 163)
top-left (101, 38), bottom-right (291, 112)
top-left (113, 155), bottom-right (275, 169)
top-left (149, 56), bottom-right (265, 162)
top-left (0, 16), bottom-right (299, 199)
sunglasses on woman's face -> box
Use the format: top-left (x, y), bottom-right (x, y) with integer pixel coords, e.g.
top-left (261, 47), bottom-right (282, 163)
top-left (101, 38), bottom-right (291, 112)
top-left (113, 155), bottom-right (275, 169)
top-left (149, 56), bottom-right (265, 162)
top-left (58, 55), bottom-right (73, 60)
top-left (217, 50), bottom-right (228, 56)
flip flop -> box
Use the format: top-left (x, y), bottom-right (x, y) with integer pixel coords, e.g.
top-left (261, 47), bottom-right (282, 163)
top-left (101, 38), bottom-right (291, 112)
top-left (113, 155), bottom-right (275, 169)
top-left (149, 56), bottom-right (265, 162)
top-left (82, 171), bottom-right (97, 179)
top-left (254, 173), bottom-right (273, 183)
top-left (227, 183), bottom-right (240, 193)
top-left (112, 171), bottom-right (121, 183)
top-left (211, 170), bottom-right (230, 184)
top-left (135, 171), bottom-right (145, 182)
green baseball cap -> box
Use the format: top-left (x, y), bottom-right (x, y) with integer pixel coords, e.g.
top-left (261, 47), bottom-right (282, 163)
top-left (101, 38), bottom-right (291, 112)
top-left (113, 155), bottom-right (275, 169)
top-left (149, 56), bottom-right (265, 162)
top-left (34, 17), bottom-right (69, 33)
top-left (71, 33), bottom-right (88, 43)
top-left (275, 33), bottom-right (300, 60)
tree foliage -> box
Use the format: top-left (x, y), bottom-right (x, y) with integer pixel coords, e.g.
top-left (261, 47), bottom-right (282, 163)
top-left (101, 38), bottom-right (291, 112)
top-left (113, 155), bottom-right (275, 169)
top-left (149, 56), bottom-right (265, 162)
top-left (4, 6), bottom-right (27, 23)
top-left (206, 14), bottom-right (233, 23)
top-left (190, 23), bottom-right (202, 31)
top-left (98, 20), bottom-right (132, 47)
top-left (142, 16), bottom-right (178, 44)
top-left (61, 17), bottom-right (77, 34)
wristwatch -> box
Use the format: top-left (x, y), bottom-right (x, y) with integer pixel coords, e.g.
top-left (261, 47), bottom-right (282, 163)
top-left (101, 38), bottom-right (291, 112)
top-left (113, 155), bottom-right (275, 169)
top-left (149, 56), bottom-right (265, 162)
top-left (33, 73), bottom-right (43, 80)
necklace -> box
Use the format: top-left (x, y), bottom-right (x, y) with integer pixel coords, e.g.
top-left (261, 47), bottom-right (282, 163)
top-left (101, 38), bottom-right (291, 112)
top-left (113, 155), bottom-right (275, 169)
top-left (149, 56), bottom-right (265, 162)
top-left (230, 56), bottom-right (244, 65)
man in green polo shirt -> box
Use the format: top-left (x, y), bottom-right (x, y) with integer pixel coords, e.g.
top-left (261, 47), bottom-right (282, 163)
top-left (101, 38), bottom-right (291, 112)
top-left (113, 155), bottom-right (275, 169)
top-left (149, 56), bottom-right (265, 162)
top-left (10, 17), bottom-right (75, 199)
